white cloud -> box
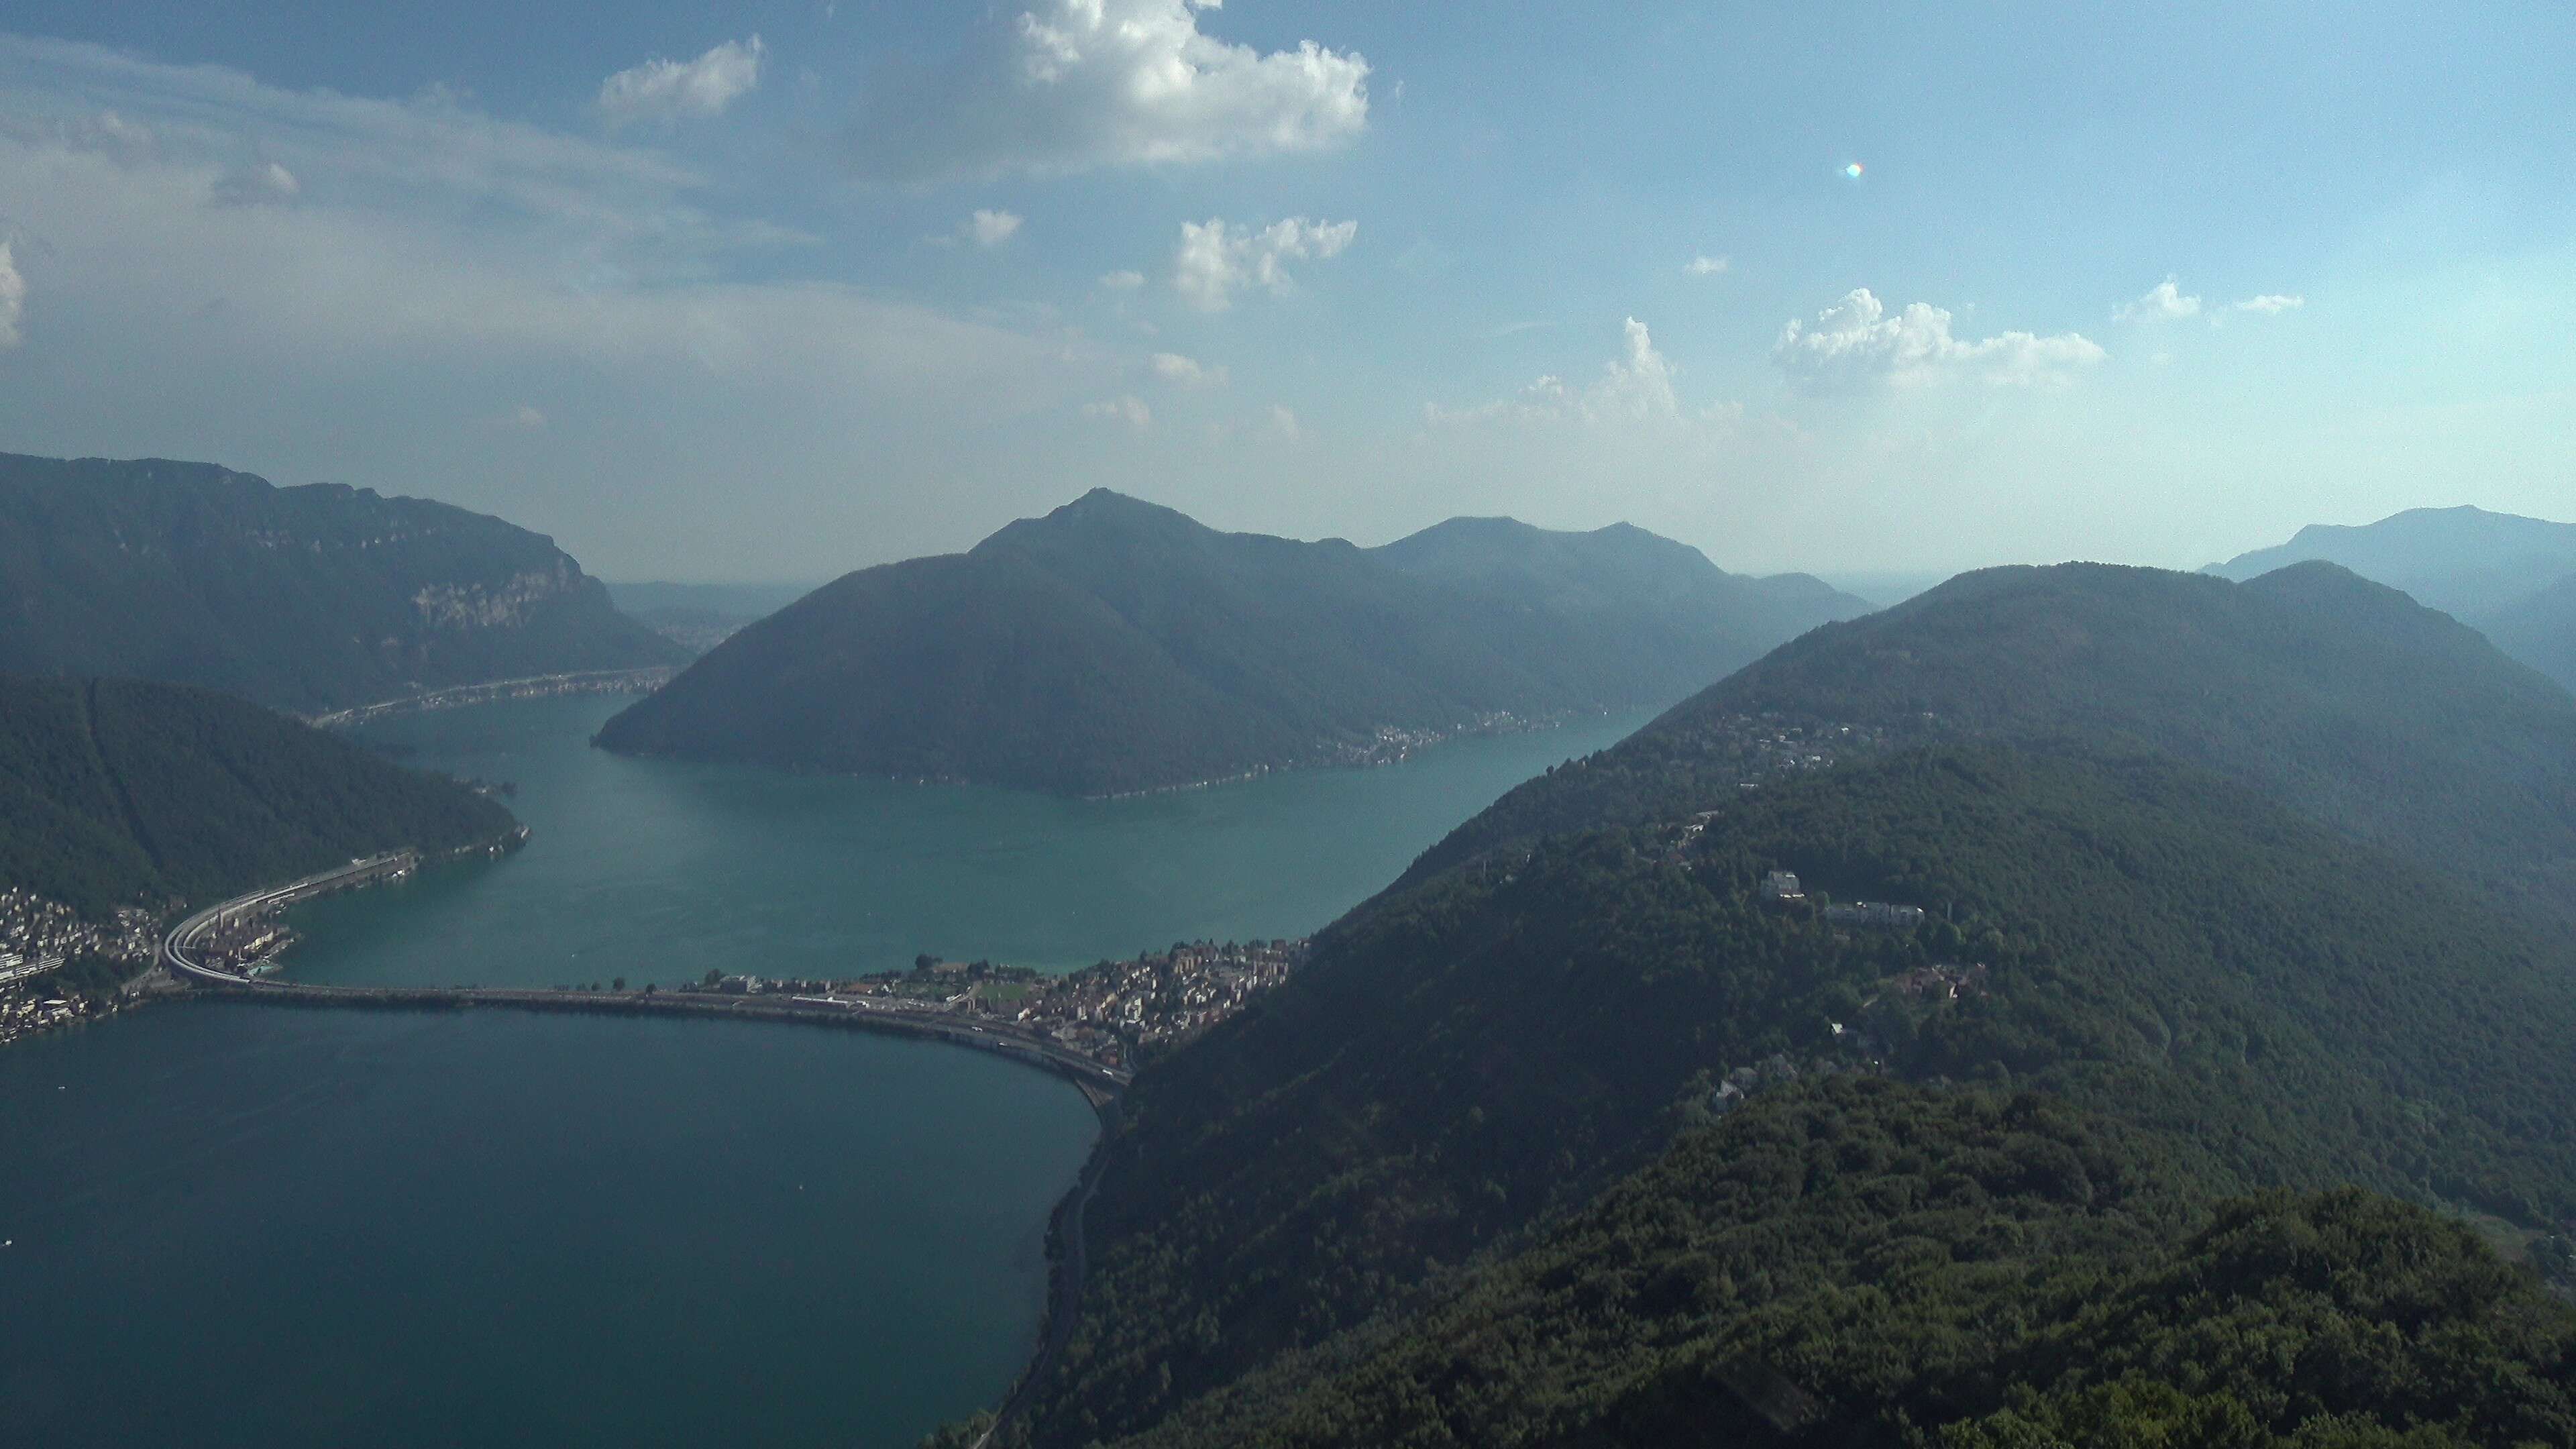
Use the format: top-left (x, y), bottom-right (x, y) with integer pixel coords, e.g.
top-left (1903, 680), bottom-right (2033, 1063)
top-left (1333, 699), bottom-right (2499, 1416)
top-left (1148, 352), bottom-right (1226, 388)
top-left (1265, 403), bottom-right (1301, 441)
top-left (513, 405), bottom-right (547, 430)
top-left (0, 36), bottom-right (1107, 577)
top-left (1099, 269), bottom-right (1144, 290)
top-left (846, 0), bottom-right (1368, 182)
top-left (1430, 317), bottom-right (1693, 427)
top-left (1084, 394), bottom-right (1152, 428)
top-left (1173, 215), bottom-right (1356, 311)
top-left (1774, 288), bottom-right (2105, 391)
top-left (211, 160), bottom-right (298, 205)
top-left (966, 208), bottom-right (1023, 247)
top-left (2235, 293), bottom-right (2305, 314)
top-left (597, 36), bottom-right (765, 129)
top-left (1683, 254), bottom-right (1729, 277)
top-left (2112, 275), bottom-right (2201, 323)
top-left (0, 242), bottom-right (23, 348)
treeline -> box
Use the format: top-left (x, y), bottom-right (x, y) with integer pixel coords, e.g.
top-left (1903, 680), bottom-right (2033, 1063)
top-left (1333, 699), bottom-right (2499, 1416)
top-left (1027, 743), bottom-right (2576, 1444)
top-left (0, 674), bottom-right (515, 916)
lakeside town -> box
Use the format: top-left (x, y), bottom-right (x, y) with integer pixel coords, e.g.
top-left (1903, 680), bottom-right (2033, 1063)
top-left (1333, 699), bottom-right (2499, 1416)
top-left (0, 887), bottom-right (163, 1047)
top-left (676, 936), bottom-right (1312, 1073)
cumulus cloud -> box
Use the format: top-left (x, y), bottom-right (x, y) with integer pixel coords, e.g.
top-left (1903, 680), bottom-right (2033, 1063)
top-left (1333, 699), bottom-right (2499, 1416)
top-left (597, 36), bottom-right (765, 128)
top-left (1148, 351), bottom-right (1226, 387)
top-left (1774, 288), bottom-right (2105, 391)
top-left (1682, 254), bottom-right (1729, 277)
top-left (965, 208), bottom-right (1023, 247)
top-left (211, 159), bottom-right (298, 205)
top-left (0, 242), bottom-right (23, 348)
top-left (2112, 276), bottom-right (2200, 323)
top-left (846, 0), bottom-right (1368, 182)
top-left (1430, 317), bottom-right (1693, 427)
top-left (2235, 293), bottom-right (2304, 314)
top-left (1173, 215), bottom-right (1356, 311)
top-left (1084, 394), bottom-right (1152, 427)
top-left (1099, 269), bottom-right (1145, 290)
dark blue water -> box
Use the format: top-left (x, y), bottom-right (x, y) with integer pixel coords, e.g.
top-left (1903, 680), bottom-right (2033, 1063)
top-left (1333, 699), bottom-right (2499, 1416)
top-left (0, 1003), bottom-right (1097, 1448)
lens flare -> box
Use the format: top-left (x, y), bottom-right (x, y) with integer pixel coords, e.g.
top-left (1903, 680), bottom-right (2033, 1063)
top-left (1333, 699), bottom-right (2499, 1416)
top-left (1843, 162), bottom-right (1864, 179)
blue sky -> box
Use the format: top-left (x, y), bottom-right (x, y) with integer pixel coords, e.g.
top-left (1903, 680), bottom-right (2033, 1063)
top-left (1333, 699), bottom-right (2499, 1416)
top-left (0, 2), bottom-right (2568, 582)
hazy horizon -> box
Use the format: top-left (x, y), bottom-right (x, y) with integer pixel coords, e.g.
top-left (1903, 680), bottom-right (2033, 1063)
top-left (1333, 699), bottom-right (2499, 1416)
top-left (1, 3), bottom-right (2567, 583)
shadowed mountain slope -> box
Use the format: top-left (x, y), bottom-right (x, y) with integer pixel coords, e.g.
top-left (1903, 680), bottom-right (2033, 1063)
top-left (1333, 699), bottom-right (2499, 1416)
top-left (0, 453), bottom-right (683, 714)
top-left (0, 674), bottom-right (515, 916)
top-left (595, 491), bottom-right (1868, 795)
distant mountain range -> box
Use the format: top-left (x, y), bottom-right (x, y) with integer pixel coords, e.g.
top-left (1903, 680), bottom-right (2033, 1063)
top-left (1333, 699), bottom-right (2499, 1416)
top-left (0, 674), bottom-right (515, 919)
top-left (1013, 559), bottom-right (2576, 1447)
top-left (2208, 504), bottom-right (2576, 690)
top-left (594, 490), bottom-right (1872, 795)
top-left (602, 580), bottom-right (818, 657)
top-left (0, 453), bottom-right (684, 714)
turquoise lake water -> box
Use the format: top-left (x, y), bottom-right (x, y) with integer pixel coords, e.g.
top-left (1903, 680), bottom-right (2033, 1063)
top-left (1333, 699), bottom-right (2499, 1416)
top-left (284, 695), bottom-right (1646, 987)
top-left (0, 696), bottom-right (1645, 1447)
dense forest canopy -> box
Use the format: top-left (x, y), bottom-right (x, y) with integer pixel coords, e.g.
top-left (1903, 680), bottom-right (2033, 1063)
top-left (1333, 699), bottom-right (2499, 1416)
top-left (594, 490), bottom-right (1868, 795)
top-left (1096, 1079), bottom-right (2576, 1449)
top-left (0, 674), bottom-right (515, 916)
top-left (1025, 741), bottom-right (2576, 1445)
top-left (1403, 561), bottom-right (2576, 916)
top-left (0, 452), bottom-right (682, 714)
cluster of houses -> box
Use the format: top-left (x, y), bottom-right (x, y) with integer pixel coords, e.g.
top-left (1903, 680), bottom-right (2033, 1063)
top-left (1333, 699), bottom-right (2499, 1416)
top-left (682, 937), bottom-right (1312, 1073)
top-left (0, 889), bottom-right (162, 1047)
top-left (1014, 938), bottom-right (1309, 1062)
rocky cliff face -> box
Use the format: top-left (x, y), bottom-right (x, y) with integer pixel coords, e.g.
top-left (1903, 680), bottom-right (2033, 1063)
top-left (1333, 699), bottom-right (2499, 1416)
top-left (0, 453), bottom-right (684, 712)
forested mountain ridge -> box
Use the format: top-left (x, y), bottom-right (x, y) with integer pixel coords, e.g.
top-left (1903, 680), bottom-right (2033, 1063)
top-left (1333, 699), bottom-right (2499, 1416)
top-left (1402, 561), bottom-right (2576, 910)
top-left (593, 491), bottom-right (1868, 795)
top-left (1025, 742), bottom-right (2576, 1446)
top-left (1095, 1080), bottom-right (2576, 1449)
top-left (0, 453), bottom-right (684, 714)
top-left (0, 674), bottom-right (516, 917)
top-left (2209, 504), bottom-right (2576, 690)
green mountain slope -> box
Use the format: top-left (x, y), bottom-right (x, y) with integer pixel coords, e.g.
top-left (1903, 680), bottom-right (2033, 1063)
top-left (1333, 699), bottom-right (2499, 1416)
top-left (1027, 744), bottom-right (2576, 1444)
top-left (0, 453), bottom-right (684, 714)
top-left (1102, 1080), bottom-right (2576, 1449)
top-left (1403, 562), bottom-right (2576, 910)
top-left (2208, 504), bottom-right (2576, 618)
top-left (0, 674), bottom-right (516, 916)
top-left (594, 491), bottom-right (1868, 795)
